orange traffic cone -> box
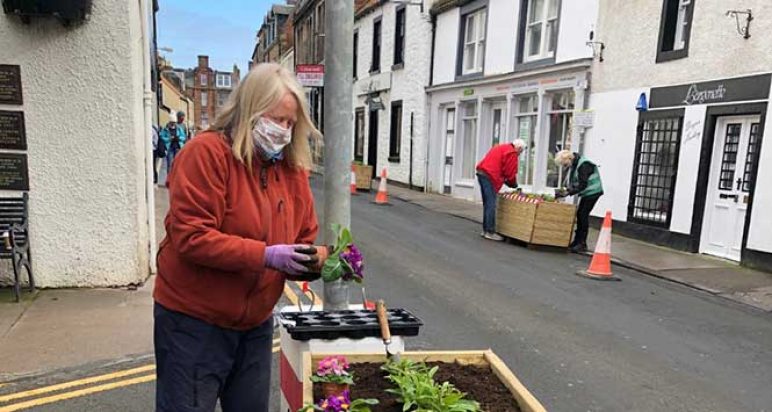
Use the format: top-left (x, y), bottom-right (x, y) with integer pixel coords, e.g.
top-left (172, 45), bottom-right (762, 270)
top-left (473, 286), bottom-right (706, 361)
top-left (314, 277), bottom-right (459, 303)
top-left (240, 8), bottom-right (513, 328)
top-left (576, 210), bottom-right (620, 281)
top-left (350, 166), bottom-right (358, 195)
top-left (374, 168), bottom-right (389, 205)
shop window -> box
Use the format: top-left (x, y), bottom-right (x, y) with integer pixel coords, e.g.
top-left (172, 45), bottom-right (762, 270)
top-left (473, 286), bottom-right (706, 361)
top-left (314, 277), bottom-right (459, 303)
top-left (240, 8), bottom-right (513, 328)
top-left (656, 0), bottom-right (694, 63)
top-left (389, 101), bottom-right (403, 161)
top-left (460, 102), bottom-right (478, 180)
top-left (545, 90), bottom-right (574, 188)
top-left (513, 94), bottom-right (538, 186)
top-left (355, 108), bottom-right (365, 161)
top-left (458, 8), bottom-right (486, 76)
top-left (628, 110), bottom-right (683, 227)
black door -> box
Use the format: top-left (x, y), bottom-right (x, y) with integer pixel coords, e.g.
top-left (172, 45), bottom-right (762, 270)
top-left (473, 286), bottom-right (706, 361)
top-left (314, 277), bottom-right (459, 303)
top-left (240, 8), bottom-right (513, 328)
top-left (368, 109), bottom-right (379, 179)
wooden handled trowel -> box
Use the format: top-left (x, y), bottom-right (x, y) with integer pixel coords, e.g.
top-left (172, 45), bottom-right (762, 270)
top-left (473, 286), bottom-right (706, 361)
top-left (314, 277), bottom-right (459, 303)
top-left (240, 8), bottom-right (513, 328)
top-left (376, 300), bottom-right (401, 362)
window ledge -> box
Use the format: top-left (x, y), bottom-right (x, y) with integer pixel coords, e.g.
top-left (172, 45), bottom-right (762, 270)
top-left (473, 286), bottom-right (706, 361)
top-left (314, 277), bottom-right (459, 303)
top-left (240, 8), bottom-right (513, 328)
top-left (455, 72), bottom-right (484, 82)
top-left (392, 63), bottom-right (404, 71)
top-left (388, 156), bottom-right (401, 163)
top-left (370, 68), bottom-right (381, 75)
top-left (656, 49), bottom-right (688, 63)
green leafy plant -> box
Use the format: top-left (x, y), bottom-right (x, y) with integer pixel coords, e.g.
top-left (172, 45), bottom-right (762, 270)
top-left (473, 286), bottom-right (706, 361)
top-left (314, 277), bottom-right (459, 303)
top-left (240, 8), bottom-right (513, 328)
top-left (381, 359), bottom-right (480, 412)
top-left (321, 224), bottom-right (364, 283)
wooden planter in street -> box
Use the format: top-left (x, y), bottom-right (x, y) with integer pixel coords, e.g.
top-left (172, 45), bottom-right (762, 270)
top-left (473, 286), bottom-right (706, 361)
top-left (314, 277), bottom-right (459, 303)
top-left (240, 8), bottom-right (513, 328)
top-left (302, 350), bottom-right (547, 412)
top-left (496, 194), bottom-right (576, 247)
top-left (352, 164), bottom-right (373, 191)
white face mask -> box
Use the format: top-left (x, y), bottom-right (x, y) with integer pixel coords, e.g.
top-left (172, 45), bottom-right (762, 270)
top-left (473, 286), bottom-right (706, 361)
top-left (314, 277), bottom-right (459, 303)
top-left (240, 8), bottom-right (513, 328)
top-left (252, 117), bottom-right (293, 159)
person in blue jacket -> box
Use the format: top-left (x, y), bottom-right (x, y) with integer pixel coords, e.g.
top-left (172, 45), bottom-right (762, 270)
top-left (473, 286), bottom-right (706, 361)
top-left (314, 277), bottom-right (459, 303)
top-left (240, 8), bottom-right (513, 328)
top-left (159, 112), bottom-right (187, 178)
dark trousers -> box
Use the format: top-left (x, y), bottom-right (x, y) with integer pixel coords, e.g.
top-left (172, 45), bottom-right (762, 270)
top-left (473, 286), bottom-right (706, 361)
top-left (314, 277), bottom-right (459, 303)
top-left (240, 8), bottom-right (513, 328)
top-left (477, 173), bottom-right (497, 233)
top-left (154, 303), bottom-right (273, 412)
top-left (573, 195), bottom-right (601, 246)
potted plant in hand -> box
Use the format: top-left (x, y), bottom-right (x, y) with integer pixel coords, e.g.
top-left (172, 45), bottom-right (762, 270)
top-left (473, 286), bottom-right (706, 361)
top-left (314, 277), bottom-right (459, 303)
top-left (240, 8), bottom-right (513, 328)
top-left (310, 355), bottom-right (355, 397)
top-left (321, 224), bottom-right (364, 310)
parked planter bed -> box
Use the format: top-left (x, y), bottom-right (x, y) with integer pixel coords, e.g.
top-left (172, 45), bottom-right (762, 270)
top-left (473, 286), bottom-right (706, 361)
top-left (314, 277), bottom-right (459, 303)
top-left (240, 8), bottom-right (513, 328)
top-left (352, 164), bottom-right (374, 191)
top-left (302, 351), bottom-right (546, 412)
top-left (496, 193), bottom-right (575, 247)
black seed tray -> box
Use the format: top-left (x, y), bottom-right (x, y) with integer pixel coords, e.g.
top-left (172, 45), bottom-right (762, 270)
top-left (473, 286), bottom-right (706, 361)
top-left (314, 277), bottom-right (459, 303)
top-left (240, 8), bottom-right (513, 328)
top-left (279, 308), bottom-right (423, 341)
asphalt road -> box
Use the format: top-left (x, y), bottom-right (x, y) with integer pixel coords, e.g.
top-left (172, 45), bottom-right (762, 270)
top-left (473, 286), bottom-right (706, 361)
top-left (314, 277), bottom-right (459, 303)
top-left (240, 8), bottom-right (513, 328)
top-left (7, 177), bottom-right (772, 411)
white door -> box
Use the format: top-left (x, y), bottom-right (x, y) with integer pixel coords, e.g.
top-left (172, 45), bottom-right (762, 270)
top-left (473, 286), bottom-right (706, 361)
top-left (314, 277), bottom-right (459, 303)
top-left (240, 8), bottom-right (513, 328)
top-left (701, 116), bottom-right (761, 261)
top-left (442, 108), bottom-right (456, 194)
top-left (490, 102), bottom-right (506, 146)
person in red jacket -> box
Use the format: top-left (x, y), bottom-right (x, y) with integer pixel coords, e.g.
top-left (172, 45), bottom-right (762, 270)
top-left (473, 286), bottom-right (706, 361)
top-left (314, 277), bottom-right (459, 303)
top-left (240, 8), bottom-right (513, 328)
top-left (476, 139), bottom-right (526, 241)
top-left (154, 63), bottom-right (324, 412)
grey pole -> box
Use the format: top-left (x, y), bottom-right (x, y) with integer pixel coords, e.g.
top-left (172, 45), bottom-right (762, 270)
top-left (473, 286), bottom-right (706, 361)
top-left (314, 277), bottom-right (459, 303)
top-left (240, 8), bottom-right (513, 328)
top-left (321, 0), bottom-right (354, 306)
top-left (322, 0), bottom-right (353, 247)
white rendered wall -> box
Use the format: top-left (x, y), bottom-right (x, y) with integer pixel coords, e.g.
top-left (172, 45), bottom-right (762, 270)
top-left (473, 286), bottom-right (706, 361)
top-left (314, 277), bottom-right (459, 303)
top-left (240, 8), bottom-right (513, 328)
top-left (431, 8), bottom-right (459, 85)
top-left (0, 0), bottom-right (151, 286)
top-left (484, 0), bottom-right (518, 76)
top-left (669, 105), bottom-right (706, 235)
top-left (746, 81), bottom-right (772, 253)
top-left (555, 0), bottom-right (598, 64)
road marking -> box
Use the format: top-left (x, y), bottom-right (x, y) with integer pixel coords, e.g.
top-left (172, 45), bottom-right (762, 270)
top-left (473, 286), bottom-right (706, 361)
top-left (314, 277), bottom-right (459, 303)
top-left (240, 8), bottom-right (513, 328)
top-left (273, 338), bottom-right (280, 345)
top-left (283, 284), bottom-right (299, 306)
top-left (0, 374), bottom-right (157, 412)
top-left (0, 365), bottom-right (156, 403)
top-left (272, 345), bottom-right (280, 353)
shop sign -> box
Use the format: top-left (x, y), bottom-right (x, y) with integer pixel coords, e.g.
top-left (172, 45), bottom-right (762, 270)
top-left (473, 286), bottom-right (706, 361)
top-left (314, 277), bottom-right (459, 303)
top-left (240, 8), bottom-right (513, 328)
top-left (296, 64), bottom-right (324, 88)
top-left (462, 88), bottom-right (475, 97)
top-left (650, 73), bottom-right (771, 108)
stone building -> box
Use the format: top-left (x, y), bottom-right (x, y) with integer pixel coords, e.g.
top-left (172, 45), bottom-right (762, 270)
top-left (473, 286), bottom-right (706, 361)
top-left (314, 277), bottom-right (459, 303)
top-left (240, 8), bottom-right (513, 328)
top-left (293, 0), bottom-right (326, 165)
top-left (253, 4), bottom-right (295, 67)
top-left (188, 56), bottom-right (240, 131)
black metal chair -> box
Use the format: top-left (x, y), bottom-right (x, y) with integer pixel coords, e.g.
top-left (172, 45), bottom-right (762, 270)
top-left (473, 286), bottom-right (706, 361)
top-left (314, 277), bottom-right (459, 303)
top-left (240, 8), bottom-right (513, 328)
top-left (0, 193), bottom-right (35, 302)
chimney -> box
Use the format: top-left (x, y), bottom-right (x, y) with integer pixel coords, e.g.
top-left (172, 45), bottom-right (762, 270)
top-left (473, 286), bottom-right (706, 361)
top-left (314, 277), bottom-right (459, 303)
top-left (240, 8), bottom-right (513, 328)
top-left (198, 55), bottom-right (209, 69)
top-left (232, 64), bottom-right (241, 86)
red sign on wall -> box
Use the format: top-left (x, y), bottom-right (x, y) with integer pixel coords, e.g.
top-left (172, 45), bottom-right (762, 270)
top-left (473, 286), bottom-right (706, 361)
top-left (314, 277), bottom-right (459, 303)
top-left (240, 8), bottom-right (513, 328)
top-left (296, 64), bottom-right (324, 88)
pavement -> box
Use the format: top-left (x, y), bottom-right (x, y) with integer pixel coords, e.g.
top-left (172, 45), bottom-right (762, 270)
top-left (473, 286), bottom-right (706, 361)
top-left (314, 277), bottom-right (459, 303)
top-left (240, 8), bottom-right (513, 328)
top-left (382, 182), bottom-right (772, 312)
top-left (1, 180), bottom-right (772, 411)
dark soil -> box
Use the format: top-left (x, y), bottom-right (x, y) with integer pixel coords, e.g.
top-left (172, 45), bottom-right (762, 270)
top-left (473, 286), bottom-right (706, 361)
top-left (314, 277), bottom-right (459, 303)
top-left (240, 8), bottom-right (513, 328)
top-left (312, 362), bottom-right (521, 412)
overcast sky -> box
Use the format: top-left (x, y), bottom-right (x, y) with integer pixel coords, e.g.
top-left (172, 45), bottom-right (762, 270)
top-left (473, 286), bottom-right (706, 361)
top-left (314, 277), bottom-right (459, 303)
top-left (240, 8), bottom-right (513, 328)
top-left (157, 0), bottom-right (273, 73)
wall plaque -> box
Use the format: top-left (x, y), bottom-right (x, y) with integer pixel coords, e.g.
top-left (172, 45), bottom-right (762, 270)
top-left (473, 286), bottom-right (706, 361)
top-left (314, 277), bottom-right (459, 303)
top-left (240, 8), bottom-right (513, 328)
top-left (0, 111), bottom-right (26, 150)
top-left (0, 65), bottom-right (23, 105)
top-left (0, 153), bottom-right (29, 191)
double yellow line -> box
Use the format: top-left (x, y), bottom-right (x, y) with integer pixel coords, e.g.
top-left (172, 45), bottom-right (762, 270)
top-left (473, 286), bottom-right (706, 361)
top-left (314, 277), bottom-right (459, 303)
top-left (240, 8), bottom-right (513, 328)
top-left (0, 282), bottom-right (318, 411)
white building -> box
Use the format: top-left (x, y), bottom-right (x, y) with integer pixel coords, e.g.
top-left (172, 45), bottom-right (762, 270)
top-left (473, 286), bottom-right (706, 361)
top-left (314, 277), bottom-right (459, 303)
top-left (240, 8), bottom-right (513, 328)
top-left (425, 0), bottom-right (598, 201)
top-left (353, 0), bottom-right (433, 187)
top-left (0, 0), bottom-right (157, 286)
top-left (585, 0), bottom-right (772, 271)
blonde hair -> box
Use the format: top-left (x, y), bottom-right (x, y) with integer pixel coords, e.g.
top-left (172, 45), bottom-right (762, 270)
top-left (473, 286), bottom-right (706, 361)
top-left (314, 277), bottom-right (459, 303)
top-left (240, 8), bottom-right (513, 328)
top-left (554, 150), bottom-right (575, 166)
top-left (209, 63), bottom-right (320, 171)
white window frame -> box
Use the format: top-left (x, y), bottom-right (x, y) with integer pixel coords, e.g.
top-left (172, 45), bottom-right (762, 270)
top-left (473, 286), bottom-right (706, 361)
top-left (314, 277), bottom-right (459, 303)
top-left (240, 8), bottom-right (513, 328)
top-left (673, 0), bottom-right (691, 50)
top-left (459, 101), bottom-right (479, 181)
top-left (199, 74), bottom-right (207, 86)
top-left (524, 0), bottom-right (560, 62)
top-left (544, 90), bottom-right (575, 189)
top-left (216, 74), bottom-right (232, 88)
top-left (461, 9), bottom-right (486, 75)
top-left (201, 91), bottom-right (208, 107)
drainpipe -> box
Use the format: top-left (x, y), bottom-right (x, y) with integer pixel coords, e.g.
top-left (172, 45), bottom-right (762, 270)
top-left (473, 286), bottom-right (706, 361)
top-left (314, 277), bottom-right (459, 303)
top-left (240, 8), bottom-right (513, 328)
top-left (409, 111), bottom-right (414, 190)
top-left (428, 13), bottom-right (436, 87)
top-left (139, 0), bottom-right (157, 275)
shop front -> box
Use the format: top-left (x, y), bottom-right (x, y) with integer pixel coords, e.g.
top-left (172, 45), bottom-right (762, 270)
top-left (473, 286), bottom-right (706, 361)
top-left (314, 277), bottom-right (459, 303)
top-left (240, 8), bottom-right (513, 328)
top-left (587, 73), bottom-right (772, 270)
top-left (426, 65), bottom-right (591, 202)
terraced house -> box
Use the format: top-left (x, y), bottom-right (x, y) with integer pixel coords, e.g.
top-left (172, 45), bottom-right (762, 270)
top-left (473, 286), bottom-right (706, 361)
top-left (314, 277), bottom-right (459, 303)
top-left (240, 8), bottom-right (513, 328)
top-left (424, 0), bottom-right (598, 201)
top-left (352, 0), bottom-right (433, 186)
top-left (584, 0), bottom-right (772, 271)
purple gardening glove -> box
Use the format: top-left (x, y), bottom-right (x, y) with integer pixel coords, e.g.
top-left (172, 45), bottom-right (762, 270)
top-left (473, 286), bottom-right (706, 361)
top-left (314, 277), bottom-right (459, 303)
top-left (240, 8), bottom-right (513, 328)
top-left (265, 244), bottom-right (315, 276)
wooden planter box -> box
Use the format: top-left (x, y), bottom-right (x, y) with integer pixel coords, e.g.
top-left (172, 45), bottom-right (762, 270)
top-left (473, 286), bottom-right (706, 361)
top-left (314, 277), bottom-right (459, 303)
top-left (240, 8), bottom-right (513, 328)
top-left (352, 164), bottom-right (373, 190)
top-left (302, 350), bottom-right (546, 412)
top-left (496, 195), bottom-right (576, 247)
